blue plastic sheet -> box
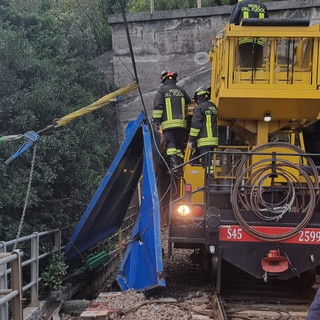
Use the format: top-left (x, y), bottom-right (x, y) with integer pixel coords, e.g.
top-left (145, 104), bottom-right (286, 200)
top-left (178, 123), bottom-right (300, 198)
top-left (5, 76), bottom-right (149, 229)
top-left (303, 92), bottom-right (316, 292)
top-left (65, 113), bottom-right (145, 259)
top-left (65, 113), bottom-right (165, 291)
top-left (116, 124), bottom-right (165, 290)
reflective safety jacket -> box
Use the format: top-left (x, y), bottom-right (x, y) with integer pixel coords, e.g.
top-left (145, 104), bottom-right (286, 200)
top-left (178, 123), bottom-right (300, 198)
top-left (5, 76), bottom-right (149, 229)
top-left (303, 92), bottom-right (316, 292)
top-left (153, 80), bottom-right (191, 131)
top-left (230, 0), bottom-right (269, 25)
top-left (189, 99), bottom-right (218, 148)
top-left (230, 0), bottom-right (269, 46)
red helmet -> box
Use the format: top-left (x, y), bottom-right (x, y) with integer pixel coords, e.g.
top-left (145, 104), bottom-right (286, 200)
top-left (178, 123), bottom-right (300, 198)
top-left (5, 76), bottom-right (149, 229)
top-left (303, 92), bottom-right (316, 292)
top-left (161, 70), bottom-right (178, 83)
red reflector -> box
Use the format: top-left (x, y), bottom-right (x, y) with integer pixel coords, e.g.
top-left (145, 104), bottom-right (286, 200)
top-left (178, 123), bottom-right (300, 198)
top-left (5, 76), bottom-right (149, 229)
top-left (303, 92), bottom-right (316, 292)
top-left (193, 206), bottom-right (202, 216)
top-left (262, 256), bottom-right (288, 273)
top-left (261, 250), bottom-right (288, 273)
top-left (185, 184), bottom-right (192, 192)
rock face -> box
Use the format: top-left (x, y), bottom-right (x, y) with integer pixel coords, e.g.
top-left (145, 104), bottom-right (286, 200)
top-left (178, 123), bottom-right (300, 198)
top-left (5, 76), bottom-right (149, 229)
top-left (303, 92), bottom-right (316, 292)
top-left (106, 1), bottom-right (320, 140)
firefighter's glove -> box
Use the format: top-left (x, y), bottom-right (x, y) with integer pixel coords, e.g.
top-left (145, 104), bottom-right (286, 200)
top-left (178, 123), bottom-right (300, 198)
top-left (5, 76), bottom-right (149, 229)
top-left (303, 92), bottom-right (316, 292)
top-left (188, 141), bottom-right (195, 150)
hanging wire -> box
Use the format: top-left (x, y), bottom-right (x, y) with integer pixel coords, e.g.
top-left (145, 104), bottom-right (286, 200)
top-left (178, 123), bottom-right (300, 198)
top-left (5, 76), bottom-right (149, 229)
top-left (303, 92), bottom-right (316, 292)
top-left (118, 0), bottom-right (170, 174)
top-left (13, 144), bottom-right (37, 250)
top-left (117, 0), bottom-right (174, 241)
top-left (113, 53), bottom-right (135, 79)
top-left (119, 0), bottom-right (148, 118)
top-left (0, 134), bottom-right (24, 142)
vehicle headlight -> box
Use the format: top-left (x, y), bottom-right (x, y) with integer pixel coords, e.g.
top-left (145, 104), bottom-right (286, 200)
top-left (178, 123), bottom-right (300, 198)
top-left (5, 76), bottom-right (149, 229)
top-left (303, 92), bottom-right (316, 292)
top-left (177, 205), bottom-right (190, 217)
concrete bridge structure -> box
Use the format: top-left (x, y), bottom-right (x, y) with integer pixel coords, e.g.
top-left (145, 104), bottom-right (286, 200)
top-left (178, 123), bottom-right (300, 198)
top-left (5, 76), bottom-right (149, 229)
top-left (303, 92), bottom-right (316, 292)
top-left (107, 0), bottom-right (320, 139)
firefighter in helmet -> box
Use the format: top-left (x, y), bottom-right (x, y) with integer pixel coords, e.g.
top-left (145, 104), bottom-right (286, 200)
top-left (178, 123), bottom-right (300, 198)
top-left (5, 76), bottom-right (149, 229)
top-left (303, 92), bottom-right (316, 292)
top-left (188, 87), bottom-right (218, 173)
top-left (153, 71), bottom-right (191, 169)
top-left (230, 0), bottom-right (269, 68)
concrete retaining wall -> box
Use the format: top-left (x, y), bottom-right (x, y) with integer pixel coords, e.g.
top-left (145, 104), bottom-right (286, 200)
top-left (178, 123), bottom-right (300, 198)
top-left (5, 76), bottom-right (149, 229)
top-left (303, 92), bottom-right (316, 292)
top-left (108, 0), bottom-right (320, 139)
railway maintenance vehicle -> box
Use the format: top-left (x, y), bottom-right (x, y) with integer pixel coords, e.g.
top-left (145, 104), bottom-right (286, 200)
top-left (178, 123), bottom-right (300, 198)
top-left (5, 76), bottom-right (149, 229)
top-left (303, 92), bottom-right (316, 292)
top-left (168, 18), bottom-right (320, 292)
top-left (66, 18), bottom-right (320, 293)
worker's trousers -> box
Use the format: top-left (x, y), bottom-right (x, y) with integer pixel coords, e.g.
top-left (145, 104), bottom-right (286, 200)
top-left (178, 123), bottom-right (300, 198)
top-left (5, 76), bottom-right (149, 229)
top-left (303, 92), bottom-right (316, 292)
top-left (163, 128), bottom-right (185, 167)
top-left (199, 146), bottom-right (216, 175)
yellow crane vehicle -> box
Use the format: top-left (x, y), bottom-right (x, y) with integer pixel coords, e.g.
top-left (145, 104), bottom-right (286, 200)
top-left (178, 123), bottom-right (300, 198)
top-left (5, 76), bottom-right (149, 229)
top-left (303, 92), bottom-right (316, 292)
top-left (168, 18), bottom-right (320, 292)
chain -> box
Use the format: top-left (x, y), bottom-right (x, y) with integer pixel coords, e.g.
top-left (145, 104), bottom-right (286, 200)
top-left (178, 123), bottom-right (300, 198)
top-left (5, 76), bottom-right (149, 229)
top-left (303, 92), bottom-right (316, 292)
top-left (13, 144), bottom-right (37, 250)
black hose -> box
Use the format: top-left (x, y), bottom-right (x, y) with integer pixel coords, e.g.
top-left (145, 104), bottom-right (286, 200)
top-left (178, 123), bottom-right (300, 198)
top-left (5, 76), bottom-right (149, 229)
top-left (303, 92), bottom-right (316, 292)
top-left (231, 142), bottom-right (319, 241)
top-left (241, 18), bottom-right (310, 27)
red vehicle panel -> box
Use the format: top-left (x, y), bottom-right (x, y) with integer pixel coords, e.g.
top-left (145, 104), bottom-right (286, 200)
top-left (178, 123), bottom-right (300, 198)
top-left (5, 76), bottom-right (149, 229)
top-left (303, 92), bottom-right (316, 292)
top-left (220, 225), bottom-right (320, 245)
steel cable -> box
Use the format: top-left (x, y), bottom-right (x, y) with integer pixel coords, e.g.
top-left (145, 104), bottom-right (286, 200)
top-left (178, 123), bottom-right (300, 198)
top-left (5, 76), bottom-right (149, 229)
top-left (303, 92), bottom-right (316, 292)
top-left (231, 142), bottom-right (319, 241)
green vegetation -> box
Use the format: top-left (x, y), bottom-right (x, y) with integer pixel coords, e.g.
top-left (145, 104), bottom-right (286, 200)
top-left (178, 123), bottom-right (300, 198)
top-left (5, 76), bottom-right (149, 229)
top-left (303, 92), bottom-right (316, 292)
top-left (127, 0), bottom-right (221, 12)
top-left (0, 0), bottom-right (283, 242)
top-left (0, 0), bottom-right (118, 241)
top-left (127, 0), bottom-right (279, 13)
top-left (41, 253), bottom-right (68, 291)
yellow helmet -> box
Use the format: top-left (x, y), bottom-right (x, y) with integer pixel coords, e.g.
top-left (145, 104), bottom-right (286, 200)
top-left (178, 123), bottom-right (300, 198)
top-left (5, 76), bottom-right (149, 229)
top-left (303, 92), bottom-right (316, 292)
top-left (194, 87), bottom-right (210, 101)
top-left (238, 0), bottom-right (242, 2)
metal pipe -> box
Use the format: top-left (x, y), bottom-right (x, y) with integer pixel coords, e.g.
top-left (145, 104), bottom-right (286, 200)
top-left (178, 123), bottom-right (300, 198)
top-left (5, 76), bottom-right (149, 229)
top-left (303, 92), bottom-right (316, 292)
top-left (0, 290), bottom-right (19, 306)
top-left (54, 230), bottom-right (61, 253)
top-left (269, 39), bottom-right (275, 84)
top-left (30, 232), bottom-right (39, 306)
top-left (0, 230), bottom-right (64, 319)
top-left (11, 250), bottom-right (22, 320)
top-left (286, 39), bottom-right (291, 84)
top-left (0, 255), bottom-right (17, 265)
top-left (22, 281), bottom-right (36, 292)
top-left (4, 234), bottom-right (36, 246)
top-left (2, 255), bottom-right (38, 275)
top-left (216, 247), bottom-right (223, 294)
top-left (39, 251), bottom-right (59, 260)
top-left (0, 289), bottom-right (12, 295)
top-left (291, 39), bottom-right (295, 84)
top-left (38, 229), bottom-right (60, 237)
top-left (0, 242), bottom-right (8, 320)
top-left (22, 258), bottom-right (36, 267)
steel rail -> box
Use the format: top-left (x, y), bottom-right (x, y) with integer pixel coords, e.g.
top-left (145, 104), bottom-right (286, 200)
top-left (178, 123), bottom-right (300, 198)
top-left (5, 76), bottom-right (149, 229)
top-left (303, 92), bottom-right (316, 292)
top-left (212, 291), bottom-right (228, 320)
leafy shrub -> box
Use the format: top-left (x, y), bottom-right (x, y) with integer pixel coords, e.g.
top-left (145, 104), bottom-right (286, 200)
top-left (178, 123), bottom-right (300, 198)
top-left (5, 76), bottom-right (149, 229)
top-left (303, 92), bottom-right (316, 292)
top-left (41, 253), bottom-right (68, 291)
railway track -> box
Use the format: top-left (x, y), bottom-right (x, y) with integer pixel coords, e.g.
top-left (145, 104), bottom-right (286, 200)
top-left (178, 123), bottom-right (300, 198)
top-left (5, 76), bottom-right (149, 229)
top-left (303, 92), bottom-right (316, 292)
top-left (61, 232), bottom-right (316, 320)
top-left (161, 231), bottom-right (316, 320)
top-left (212, 263), bottom-right (316, 320)
top-left (213, 291), bottom-right (312, 320)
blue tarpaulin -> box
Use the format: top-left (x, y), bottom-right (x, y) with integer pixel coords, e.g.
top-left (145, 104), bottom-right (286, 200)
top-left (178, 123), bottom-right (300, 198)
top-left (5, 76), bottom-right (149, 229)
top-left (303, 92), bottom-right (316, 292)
top-left (65, 112), bottom-right (165, 291)
top-left (117, 124), bottom-right (165, 290)
top-left (65, 113), bottom-right (145, 259)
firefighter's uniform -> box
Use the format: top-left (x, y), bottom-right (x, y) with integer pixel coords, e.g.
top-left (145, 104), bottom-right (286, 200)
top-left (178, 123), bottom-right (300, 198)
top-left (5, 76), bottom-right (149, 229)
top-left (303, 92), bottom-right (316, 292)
top-left (153, 72), bottom-right (191, 169)
top-left (188, 88), bottom-right (218, 174)
top-left (230, 0), bottom-right (269, 68)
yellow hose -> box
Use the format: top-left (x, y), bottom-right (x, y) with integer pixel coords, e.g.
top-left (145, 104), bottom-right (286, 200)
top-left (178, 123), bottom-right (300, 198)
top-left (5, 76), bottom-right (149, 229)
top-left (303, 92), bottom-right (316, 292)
top-left (55, 82), bottom-right (138, 127)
